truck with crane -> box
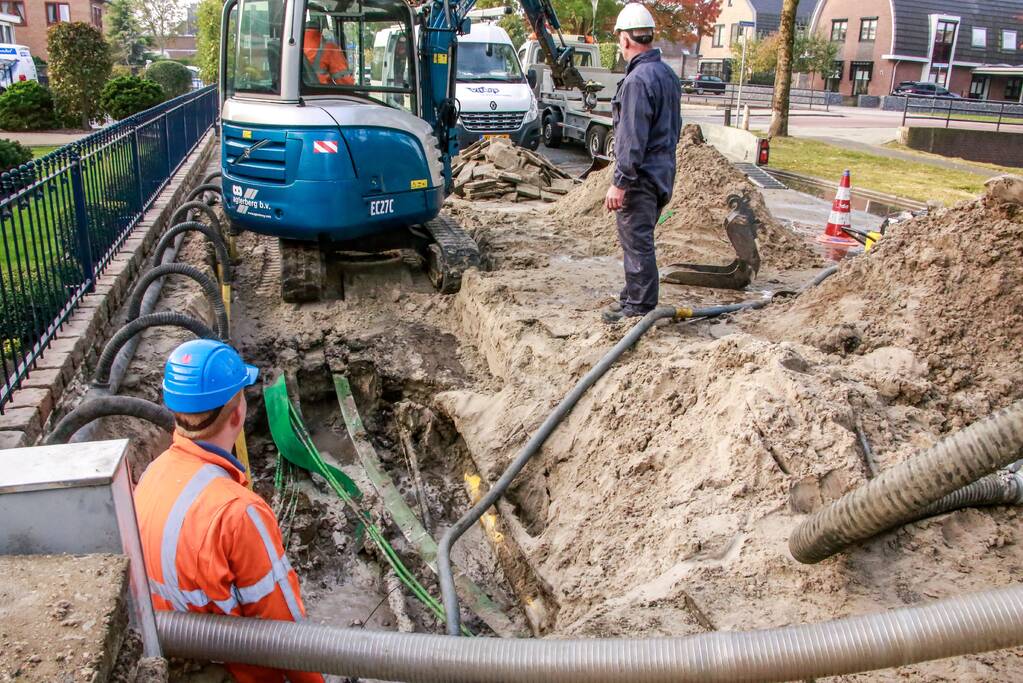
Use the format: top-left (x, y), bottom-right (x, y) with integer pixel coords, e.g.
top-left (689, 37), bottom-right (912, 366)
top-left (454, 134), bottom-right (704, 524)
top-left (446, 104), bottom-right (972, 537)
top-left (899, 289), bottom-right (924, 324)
top-left (218, 0), bottom-right (600, 302)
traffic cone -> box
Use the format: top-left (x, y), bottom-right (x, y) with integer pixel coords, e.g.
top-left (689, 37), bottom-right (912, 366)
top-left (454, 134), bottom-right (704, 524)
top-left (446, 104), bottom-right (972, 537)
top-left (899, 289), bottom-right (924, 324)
top-left (817, 170), bottom-right (859, 247)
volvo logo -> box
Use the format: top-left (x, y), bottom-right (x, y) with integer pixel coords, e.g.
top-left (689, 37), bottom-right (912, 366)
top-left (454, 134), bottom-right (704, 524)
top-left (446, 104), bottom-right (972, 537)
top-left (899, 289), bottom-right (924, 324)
top-left (489, 101), bottom-right (497, 110)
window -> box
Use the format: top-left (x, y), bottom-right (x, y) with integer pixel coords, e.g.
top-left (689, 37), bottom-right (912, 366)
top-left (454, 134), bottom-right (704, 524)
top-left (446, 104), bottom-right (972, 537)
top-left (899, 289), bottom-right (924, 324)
top-left (831, 19), bottom-right (848, 42)
top-left (1006, 77), bottom-right (1022, 100)
top-left (232, 0), bottom-right (284, 94)
top-left (91, 4), bottom-right (102, 28)
top-left (0, 1), bottom-right (24, 24)
top-left (859, 17), bottom-right (877, 41)
top-left (969, 74), bottom-right (987, 99)
top-left (850, 61), bottom-right (872, 95)
top-left (730, 23), bottom-right (742, 45)
top-left (301, 0), bottom-right (416, 112)
top-left (456, 43), bottom-right (523, 83)
top-left (0, 24), bottom-right (10, 42)
top-left (1002, 30), bottom-right (1018, 52)
top-left (712, 24), bottom-right (724, 48)
top-left (931, 20), bottom-right (957, 64)
top-left (45, 2), bottom-right (70, 24)
top-left (700, 61), bottom-right (725, 79)
top-left (825, 59), bottom-right (842, 91)
top-left (972, 27), bottom-right (986, 48)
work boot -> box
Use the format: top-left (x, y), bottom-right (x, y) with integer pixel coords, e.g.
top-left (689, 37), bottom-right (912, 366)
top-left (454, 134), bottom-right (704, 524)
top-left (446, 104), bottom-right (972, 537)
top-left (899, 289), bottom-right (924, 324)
top-left (601, 305), bottom-right (642, 324)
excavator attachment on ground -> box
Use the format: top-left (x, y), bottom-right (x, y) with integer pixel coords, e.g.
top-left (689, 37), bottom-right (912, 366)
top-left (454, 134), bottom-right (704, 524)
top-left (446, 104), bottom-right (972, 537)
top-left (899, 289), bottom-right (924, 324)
top-left (660, 193), bottom-right (761, 290)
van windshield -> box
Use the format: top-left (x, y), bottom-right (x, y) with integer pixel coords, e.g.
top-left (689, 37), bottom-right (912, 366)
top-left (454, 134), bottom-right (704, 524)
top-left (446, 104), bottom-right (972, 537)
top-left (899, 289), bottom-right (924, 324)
top-left (457, 43), bottom-right (524, 83)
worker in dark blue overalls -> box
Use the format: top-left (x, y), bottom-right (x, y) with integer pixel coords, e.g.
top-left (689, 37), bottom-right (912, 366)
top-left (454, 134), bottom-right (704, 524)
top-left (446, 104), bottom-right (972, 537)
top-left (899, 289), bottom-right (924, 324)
top-left (602, 3), bottom-right (682, 324)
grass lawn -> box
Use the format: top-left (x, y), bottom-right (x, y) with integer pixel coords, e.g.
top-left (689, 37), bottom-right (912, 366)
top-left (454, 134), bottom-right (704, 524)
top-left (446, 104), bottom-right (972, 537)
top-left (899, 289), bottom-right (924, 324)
top-left (765, 136), bottom-right (993, 205)
top-left (28, 145), bottom-right (62, 158)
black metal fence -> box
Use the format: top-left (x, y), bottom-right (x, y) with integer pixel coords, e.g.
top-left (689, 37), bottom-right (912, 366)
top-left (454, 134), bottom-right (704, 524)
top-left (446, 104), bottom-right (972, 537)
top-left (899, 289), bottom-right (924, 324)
top-left (901, 95), bottom-right (1023, 131)
top-left (681, 83), bottom-right (839, 111)
top-left (0, 84), bottom-right (218, 411)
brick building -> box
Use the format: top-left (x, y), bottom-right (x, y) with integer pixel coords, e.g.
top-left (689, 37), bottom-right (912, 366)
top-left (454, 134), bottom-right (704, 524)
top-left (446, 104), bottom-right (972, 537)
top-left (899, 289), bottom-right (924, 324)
top-left (804, 0), bottom-right (1023, 100)
top-left (0, 0), bottom-right (108, 60)
top-left (698, 0), bottom-right (819, 80)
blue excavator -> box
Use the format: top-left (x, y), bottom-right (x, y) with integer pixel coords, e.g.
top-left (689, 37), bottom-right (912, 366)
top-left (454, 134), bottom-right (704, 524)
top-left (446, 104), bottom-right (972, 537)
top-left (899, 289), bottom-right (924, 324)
top-left (218, 0), bottom-right (601, 301)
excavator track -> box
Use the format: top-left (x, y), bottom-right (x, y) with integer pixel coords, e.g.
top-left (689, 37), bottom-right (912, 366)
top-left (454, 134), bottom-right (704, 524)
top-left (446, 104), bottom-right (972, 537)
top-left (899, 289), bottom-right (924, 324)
top-left (280, 238), bottom-right (326, 303)
top-left (420, 215), bottom-right (480, 294)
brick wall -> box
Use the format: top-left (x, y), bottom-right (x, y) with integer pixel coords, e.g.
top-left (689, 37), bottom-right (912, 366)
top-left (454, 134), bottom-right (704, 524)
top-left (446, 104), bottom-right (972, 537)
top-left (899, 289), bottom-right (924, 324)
top-left (901, 127), bottom-right (1023, 168)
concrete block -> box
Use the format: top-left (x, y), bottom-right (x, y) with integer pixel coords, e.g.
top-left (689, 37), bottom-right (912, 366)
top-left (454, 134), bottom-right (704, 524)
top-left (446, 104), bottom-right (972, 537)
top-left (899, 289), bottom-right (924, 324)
top-left (0, 405), bottom-right (42, 441)
top-left (5, 387), bottom-right (53, 424)
top-left (20, 368), bottom-right (65, 398)
top-left (34, 349), bottom-right (73, 384)
top-left (0, 430), bottom-right (26, 449)
top-left (46, 336), bottom-right (85, 367)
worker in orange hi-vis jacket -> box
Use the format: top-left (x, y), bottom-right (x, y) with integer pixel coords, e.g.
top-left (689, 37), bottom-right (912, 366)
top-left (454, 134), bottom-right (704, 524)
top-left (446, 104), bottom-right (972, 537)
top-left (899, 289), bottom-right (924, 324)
top-left (303, 20), bottom-right (355, 85)
top-left (134, 339), bottom-right (325, 683)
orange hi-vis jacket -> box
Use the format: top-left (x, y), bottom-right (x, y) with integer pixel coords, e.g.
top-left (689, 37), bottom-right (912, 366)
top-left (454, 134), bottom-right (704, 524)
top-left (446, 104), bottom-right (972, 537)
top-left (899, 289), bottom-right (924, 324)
top-left (134, 433), bottom-right (324, 683)
top-left (303, 28), bottom-right (355, 85)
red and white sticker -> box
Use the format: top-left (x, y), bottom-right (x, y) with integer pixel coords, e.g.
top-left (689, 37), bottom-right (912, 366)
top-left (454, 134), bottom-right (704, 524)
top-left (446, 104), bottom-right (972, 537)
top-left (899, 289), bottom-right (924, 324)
top-left (313, 140), bottom-right (338, 154)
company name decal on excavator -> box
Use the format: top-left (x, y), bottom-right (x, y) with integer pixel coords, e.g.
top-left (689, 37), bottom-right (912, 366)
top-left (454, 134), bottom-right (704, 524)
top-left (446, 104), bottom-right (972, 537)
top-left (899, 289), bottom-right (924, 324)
top-left (231, 184), bottom-right (273, 218)
top-left (369, 198), bottom-right (395, 216)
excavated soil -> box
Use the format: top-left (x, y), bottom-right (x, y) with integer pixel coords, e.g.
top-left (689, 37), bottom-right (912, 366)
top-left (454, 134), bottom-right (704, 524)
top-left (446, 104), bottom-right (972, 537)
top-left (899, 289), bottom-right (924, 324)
top-left (48, 145), bottom-right (1023, 681)
top-left (549, 124), bottom-right (822, 274)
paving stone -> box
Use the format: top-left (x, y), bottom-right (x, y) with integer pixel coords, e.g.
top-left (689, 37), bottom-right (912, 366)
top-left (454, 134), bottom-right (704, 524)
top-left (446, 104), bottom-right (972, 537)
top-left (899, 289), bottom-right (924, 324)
top-left (0, 430), bottom-right (26, 449)
top-left (0, 405), bottom-right (42, 441)
top-left (5, 387), bottom-right (53, 424)
top-left (20, 368), bottom-right (65, 398)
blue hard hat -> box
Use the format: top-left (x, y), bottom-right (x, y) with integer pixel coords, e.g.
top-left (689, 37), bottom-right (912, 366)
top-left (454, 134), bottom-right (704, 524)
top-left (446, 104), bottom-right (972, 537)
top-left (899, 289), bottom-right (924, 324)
top-left (163, 339), bottom-right (259, 413)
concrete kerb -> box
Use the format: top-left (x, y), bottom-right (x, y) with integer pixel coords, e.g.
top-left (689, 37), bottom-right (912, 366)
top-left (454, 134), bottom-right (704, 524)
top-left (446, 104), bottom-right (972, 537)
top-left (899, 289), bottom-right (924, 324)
top-left (1, 131), bottom-right (218, 444)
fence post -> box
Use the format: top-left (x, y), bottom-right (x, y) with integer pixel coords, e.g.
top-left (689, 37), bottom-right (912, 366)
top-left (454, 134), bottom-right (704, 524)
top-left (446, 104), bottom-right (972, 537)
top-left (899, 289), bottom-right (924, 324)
top-left (130, 123), bottom-right (144, 211)
top-left (997, 103), bottom-right (1003, 133)
top-left (162, 112), bottom-right (172, 179)
top-left (68, 147), bottom-right (94, 294)
top-left (946, 100), bottom-right (952, 128)
top-left (901, 96), bottom-right (908, 126)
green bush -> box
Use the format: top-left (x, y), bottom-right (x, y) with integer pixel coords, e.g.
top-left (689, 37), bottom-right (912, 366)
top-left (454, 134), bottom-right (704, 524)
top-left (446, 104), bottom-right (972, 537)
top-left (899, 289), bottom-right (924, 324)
top-left (0, 139), bottom-right (33, 172)
top-left (0, 81), bottom-right (56, 131)
top-left (48, 22), bottom-right (113, 128)
top-left (100, 75), bottom-right (166, 120)
top-left (146, 60), bottom-right (192, 98)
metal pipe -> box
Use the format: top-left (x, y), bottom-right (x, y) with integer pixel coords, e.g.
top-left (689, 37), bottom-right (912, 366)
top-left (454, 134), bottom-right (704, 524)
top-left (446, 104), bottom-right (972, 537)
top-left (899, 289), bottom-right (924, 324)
top-left (157, 583), bottom-right (1023, 682)
top-left (438, 306), bottom-right (680, 634)
top-left (790, 399), bottom-right (1023, 564)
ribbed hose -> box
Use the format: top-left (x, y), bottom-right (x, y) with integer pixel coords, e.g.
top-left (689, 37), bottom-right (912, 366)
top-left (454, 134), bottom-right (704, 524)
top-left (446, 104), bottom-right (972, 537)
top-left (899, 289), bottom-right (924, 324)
top-left (914, 470), bottom-right (1023, 522)
top-left (439, 306), bottom-right (680, 635)
top-left (171, 201), bottom-right (223, 238)
top-left (790, 399), bottom-right (1023, 564)
top-left (202, 171), bottom-right (221, 186)
top-left (186, 183), bottom-right (223, 205)
top-left (151, 221), bottom-right (232, 283)
top-left (157, 583), bottom-right (1023, 682)
top-left (126, 263), bottom-right (228, 340)
top-left (92, 312), bottom-right (218, 388)
top-left (45, 396), bottom-right (174, 445)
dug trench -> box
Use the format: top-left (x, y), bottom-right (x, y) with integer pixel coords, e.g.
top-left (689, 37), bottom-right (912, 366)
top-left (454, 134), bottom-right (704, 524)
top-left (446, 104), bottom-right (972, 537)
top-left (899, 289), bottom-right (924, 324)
top-left (49, 137), bottom-right (1023, 681)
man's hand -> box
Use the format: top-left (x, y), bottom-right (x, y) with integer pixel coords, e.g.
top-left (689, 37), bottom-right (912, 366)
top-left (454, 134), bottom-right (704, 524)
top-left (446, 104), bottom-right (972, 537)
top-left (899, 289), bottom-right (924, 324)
top-left (604, 185), bottom-right (625, 212)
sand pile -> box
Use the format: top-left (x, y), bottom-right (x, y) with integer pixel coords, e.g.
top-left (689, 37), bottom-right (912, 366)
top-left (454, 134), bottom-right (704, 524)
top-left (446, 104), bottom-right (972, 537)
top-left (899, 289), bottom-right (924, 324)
top-left (550, 124), bottom-right (820, 272)
top-left (752, 175), bottom-right (1023, 426)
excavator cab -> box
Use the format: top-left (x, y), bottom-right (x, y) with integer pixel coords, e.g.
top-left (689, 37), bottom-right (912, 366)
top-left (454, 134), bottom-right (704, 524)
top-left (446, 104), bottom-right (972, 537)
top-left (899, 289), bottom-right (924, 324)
top-left (219, 0), bottom-right (478, 300)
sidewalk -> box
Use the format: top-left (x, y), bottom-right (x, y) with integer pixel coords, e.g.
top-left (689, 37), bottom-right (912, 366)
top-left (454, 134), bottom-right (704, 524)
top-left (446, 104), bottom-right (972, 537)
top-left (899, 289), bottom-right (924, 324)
top-left (798, 135), bottom-right (1005, 178)
top-left (3, 131), bottom-right (87, 146)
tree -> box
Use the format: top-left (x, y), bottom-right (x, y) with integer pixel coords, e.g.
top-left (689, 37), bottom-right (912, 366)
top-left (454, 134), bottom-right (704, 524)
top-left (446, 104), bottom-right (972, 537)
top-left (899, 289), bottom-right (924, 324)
top-left (147, 60), bottom-right (192, 97)
top-left (196, 0), bottom-right (222, 84)
top-left (768, 0), bottom-right (798, 137)
top-left (795, 33), bottom-right (838, 96)
top-left (635, 0), bottom-right (720, 44)
top-left (108, 0), bottom-right (151, 68)
top-left (728, 34), bottom-right (777, 83)
top-left (48, 22), bottom-right (113, 129)
top-left (136, 0), bottom-right (187, 56)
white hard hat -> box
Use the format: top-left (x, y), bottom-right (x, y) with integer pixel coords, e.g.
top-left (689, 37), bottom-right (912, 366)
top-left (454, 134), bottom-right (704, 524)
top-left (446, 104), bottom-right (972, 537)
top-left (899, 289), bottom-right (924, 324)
top-left (614, 3), bottom-right (655, 33)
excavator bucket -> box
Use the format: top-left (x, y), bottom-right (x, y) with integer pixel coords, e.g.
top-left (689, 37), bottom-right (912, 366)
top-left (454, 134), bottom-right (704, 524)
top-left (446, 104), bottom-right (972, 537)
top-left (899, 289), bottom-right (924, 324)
top-left (660, 194), bottom-right (762, 290)
top-left (579, 154), bottom-right (612, 180)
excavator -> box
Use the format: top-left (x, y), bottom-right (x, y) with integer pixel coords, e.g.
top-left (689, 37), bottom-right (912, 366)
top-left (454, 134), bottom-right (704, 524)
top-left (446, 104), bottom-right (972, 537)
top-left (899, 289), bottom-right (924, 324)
top-left (218, 0), bottom-right (600, 301)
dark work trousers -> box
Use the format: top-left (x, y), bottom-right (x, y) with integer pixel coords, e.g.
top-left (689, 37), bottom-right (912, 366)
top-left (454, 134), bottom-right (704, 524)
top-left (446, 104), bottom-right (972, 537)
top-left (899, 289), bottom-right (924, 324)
top-left (616, 179), bottom-right (665, 316)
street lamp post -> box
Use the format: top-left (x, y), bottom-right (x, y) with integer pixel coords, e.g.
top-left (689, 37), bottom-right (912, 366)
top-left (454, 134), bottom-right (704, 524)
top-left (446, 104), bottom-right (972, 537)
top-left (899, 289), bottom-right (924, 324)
top-left (734, 21), bottom-right (755, 126)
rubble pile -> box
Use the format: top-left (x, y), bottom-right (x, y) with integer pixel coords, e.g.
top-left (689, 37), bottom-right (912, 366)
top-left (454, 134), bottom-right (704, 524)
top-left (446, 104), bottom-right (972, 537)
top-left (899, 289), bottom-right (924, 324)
top-left (452, 138), bottom-right (576, 202)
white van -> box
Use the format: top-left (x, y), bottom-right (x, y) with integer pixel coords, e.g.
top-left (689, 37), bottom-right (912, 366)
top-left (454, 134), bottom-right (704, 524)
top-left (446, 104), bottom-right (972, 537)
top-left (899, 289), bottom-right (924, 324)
top-left (0, 44), bottom-right (37, 90)
top-left (454, 22), bottom-right (540, 150)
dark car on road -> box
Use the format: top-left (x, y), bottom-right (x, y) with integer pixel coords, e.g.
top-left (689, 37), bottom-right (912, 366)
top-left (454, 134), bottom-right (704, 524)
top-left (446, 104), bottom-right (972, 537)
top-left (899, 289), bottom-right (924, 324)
top-left (891, 81), bottom-right (961, 98)
top-left (680, 74), bottom-right (727, 95)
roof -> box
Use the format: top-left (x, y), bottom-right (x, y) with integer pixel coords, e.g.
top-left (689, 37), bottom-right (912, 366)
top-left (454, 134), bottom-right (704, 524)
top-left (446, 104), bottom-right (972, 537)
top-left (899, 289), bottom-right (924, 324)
top-left (890, 0), bottom-right (1023, 65)
top-left (752, 0), bottom-right (820, 34)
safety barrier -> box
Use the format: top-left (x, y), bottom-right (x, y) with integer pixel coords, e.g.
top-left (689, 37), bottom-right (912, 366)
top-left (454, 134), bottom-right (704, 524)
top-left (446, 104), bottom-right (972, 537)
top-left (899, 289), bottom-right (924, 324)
top-left (0, 85), bottom-right (218, 412)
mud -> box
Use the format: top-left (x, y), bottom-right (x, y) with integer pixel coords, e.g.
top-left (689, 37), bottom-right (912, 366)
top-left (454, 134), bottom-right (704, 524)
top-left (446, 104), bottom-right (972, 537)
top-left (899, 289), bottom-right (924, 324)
top-left (50, 152), bottom-right (1023, 682)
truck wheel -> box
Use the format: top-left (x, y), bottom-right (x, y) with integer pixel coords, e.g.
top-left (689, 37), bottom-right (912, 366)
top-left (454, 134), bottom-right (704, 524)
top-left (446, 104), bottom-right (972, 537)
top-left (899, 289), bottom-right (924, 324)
top-left (586, 126), bottom-right (608, 159)
top-left (542, 113), bottom-right (562, 148)
top-left (604, 131), bottom-right (615, 159)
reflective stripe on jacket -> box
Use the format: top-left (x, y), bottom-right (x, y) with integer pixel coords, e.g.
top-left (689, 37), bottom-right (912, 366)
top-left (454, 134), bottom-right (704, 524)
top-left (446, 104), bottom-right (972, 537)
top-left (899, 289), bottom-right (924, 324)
top-left (302, 29), bottom-right (354, 85)
top-left (134, 432), bottom-right (324, 683)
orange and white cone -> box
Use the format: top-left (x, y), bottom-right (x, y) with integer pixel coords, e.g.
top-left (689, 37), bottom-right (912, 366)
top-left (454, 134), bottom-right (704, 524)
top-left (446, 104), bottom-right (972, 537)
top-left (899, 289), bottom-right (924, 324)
top-left (817, 170), bottom-right (859, 246)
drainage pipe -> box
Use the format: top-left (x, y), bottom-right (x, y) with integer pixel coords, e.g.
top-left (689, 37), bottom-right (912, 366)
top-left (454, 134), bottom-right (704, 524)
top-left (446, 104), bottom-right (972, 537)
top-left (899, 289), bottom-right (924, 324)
top-left (125, 263), bottom-right (229, 340)
top-left (438, 306), bottom-right (681, 634)
top-left (151, 221), bottom-right (232, 284)
top-left (46, 396), bottom-right (174, 445)
top-left (157, 582), bottom-right (1023, 683)
top-left (790, 399), bottom-right (1023, 564)
top-left (93, 312), bottom-right (219, 389)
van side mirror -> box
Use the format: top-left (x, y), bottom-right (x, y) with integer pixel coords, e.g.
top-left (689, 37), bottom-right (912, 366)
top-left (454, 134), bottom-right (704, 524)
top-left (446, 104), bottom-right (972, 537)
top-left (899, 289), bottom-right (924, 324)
top-left (527, 68), bottom-right (537, 89)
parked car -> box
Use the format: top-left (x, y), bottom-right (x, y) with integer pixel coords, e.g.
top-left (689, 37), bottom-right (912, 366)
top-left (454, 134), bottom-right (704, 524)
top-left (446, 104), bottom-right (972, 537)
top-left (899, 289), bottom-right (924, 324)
top-left (891, 81), bottom-right (961, 98)
top-left (680, 74), bottom-right (726, 95)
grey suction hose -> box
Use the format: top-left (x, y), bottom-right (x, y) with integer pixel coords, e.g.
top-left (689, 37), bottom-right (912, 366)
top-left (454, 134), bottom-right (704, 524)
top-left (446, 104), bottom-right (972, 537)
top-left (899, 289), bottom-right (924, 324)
top-left (157, 582), bottom-right (1023, 683)
top-left (172, 201), bottom-right (223, 237)
top-left (92, 312), bottom-right (219, 389)
top-left (186, 183), bottom-right (223, 205)
top-left (126, 263), bottom-right (229, 340)
top-left (790, 399), bottom-right (1023, 564)
top-left (46, 396), bottom-right (174, 445)
top-left (913, 469), bottom-right (1023, 522)
top-left (151, 221), bottom-right (232, 283)
top-left (438, 306), bottom-right (681, 635)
